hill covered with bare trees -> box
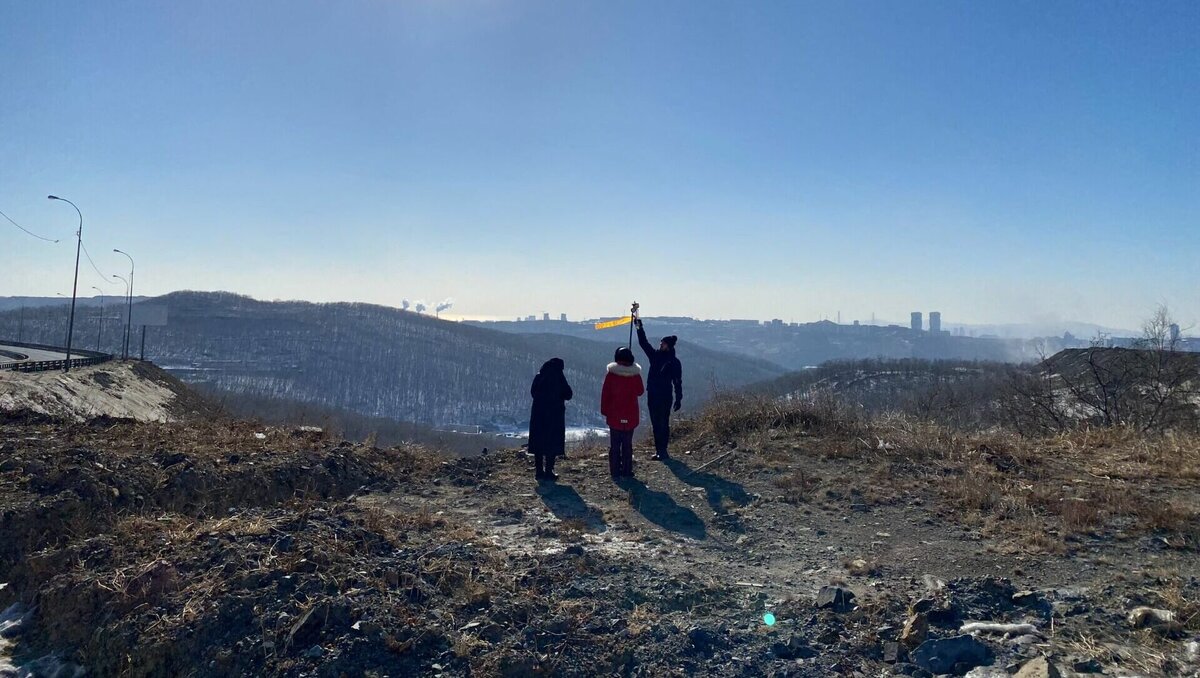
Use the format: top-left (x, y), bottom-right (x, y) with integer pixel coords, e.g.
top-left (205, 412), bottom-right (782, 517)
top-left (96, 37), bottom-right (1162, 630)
top-left (0, 292), bottom-right (784, 430)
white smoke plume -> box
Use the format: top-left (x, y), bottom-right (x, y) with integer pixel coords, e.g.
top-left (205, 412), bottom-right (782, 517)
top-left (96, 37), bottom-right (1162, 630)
top-left (436, 298), bottom-right (454, 313)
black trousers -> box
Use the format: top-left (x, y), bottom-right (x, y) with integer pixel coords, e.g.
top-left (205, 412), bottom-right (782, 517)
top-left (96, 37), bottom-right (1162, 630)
top-left (608, 429), bottom-right (634, 476)
top-left (648, 398), bottom-right (672, 456)
top-left (535, 453), bottom-right (556, 476)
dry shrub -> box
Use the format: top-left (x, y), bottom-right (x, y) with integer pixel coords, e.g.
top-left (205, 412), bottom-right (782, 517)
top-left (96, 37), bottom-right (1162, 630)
top-left (1155, 579), bottom-right (1200, 632)
top-left (570, 439), bottom-right (610, 459)
top-left (972, 433), bottom-right (1043, 472)
top-left (865, 413), bottom-right (969, 466)
top-left (1020, 529), bottom-right (1067, 555)
top-left (687, 392), bottom-right (862, 442)
top-left (943, 470), bottom-right (1003, 512)
top-left (1138, 501), bottom-right (1199, 536)
top-left (1032, 483), bottom-right (1197, 540)
top-left (1059, 498), bottom-right (1104, 533)
top-left (773, 468), bottom-right (820, 504)
top-left (1054, 427), bottom-right (1200, 481)
top-left (627, 603), bottom-right (653, 637)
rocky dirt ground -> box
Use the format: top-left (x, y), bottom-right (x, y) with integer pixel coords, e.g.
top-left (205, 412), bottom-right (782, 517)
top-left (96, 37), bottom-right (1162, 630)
top-left (0, 398), bottom-right (1197, 676)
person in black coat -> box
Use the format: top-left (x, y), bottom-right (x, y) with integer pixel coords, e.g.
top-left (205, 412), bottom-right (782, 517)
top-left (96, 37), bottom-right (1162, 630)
top-left (528, 357), bottom-right (573, 480)
top-left (635, 319), bottom-right (683, 460)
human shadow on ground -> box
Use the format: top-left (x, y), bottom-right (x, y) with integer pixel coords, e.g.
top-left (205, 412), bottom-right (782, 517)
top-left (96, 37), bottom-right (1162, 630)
top-left (615, 476), bottom-right (707, 540)
top-left (663, 458), bottom-right (752, 533)
top-left (535, 482), bottom-right (607, 532)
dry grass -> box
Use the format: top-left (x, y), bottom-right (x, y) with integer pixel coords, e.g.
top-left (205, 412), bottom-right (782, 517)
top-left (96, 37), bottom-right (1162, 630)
top-left (681, 387), bottom-right (1200, 555)
top-left (1061, 632), bottom-right (1183, 677)
top-left (1155, 579), bottom-right (1200, 633)
top-left (943, 471), bottom-right (1004, 512)
top-left (772, 468), bottom-right (820, 504)
top-left (683, 392), bottom-right (864, 443)
top-left (626, 603), bottom-right (654, 637)
top-left (1051, 426), bottom-right (1200, 481)
top-left (1057, 497), bottom-right (1103, 533)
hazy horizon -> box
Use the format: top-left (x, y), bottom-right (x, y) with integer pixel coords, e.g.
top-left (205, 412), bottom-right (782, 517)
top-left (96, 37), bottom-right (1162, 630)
top-left (0, 289), bottom-right (1147, 338)
top-left (3, 2), bottom-right (1197, 330)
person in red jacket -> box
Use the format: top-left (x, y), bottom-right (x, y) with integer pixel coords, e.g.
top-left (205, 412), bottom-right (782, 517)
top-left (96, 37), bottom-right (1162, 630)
top-left (601, 346), bottom-right (644, 478)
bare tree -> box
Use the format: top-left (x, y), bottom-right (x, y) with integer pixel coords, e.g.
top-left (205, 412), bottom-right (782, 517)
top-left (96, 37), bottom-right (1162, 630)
top-left (1004, 305), bottom-right (1199, 434)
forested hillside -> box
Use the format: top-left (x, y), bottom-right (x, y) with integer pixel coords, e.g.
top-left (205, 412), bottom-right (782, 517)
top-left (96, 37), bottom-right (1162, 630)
top-left (0, 292), bottom-right (783, 428)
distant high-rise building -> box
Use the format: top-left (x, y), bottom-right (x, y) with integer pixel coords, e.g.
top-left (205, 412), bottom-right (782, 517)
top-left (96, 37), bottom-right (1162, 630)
top-left (1170, 323), bottom-right (1181, 343)
top-left (543, 312), bottom-right (550, 321)
top-left (560, 313), bottom-right (568, 322)
top-left (929, 311), bottom-right (942, 334)
top-left (910, 312), bottom-right (922, 332)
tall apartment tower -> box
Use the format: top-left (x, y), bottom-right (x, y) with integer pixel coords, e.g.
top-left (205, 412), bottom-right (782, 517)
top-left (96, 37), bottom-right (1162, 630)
top-left (910, 312), bottom-right (923, 332)
top-left (560, 313), bottom-right (568, 322)
top-left (1171, 323), bottom-right (1181, 343)
top-left (929, 312), bottom-right (942, 334)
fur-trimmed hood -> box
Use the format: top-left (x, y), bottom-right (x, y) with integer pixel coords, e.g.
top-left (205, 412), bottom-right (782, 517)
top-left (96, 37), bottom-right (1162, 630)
top-left (607, 362), bottom-right (642, 377)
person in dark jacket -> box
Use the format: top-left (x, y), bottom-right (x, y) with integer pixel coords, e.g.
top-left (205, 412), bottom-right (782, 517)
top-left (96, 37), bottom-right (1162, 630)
top-left (528, 357), bottom-right (573, 481)
top-left (635, 318), bottom-right (683, 460)
top-left (601, 346), bottom-right (644, 478)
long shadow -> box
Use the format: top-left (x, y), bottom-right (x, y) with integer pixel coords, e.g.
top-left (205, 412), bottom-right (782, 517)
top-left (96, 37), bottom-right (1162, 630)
top-left (663, 458), bottom-right (752, 532)
top-left (535, 482), bottom-right (607, 532)
top-left (615, 476), bottom-right (706, 540)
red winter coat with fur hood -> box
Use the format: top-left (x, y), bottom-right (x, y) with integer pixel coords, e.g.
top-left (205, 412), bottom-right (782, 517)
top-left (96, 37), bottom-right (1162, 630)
top-left (601, 362), bottom-right (644, 431)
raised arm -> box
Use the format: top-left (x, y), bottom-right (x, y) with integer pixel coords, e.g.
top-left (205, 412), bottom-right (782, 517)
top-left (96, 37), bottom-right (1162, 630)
top-left (636, 322), bottom-right (655, 359)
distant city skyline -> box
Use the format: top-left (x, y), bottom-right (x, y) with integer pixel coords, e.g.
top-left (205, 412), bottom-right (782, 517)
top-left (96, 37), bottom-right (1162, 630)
top-left (2, 2), bottom-right (1196, 330)
top-left (0, 292), bottom-right (1148, 340)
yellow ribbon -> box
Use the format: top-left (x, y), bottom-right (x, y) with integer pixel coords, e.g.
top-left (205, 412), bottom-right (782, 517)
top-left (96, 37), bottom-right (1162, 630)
top-left (594, 316), bottom-right (633, 330)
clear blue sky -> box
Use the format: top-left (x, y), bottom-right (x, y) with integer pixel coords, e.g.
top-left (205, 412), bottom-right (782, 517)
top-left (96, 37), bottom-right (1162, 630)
top-left (2, 1), bottom-right (1197, 329)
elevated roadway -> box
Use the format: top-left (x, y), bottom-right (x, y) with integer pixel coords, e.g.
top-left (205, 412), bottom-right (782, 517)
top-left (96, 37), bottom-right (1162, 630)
top-left (0, 345), bottom-right (70, 363)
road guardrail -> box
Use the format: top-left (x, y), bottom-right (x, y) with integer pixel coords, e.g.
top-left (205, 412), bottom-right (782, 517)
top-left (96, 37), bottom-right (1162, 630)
top-left (0, 340), bottom-right (114, 373)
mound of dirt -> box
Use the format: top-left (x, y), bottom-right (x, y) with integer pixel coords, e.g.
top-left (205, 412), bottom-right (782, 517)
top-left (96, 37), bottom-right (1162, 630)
top-left (0, 361), bottom-right (220, 423)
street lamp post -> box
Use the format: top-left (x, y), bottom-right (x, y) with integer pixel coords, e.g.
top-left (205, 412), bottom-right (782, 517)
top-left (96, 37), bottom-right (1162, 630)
top-left (48, 195), bottom-right (82, 371)
top-left (92, 286), bottom-right (104, 352)
top-left (55, 293), bottom-right (69, 346)
top-left (113, 249), bottom-right (134, 360)
top-left (113, 274), bottom-right (130, 358)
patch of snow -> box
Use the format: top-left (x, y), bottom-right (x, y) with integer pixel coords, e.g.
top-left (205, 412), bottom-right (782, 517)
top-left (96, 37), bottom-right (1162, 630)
top-left (0, 598), bottom-right (85, 678)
